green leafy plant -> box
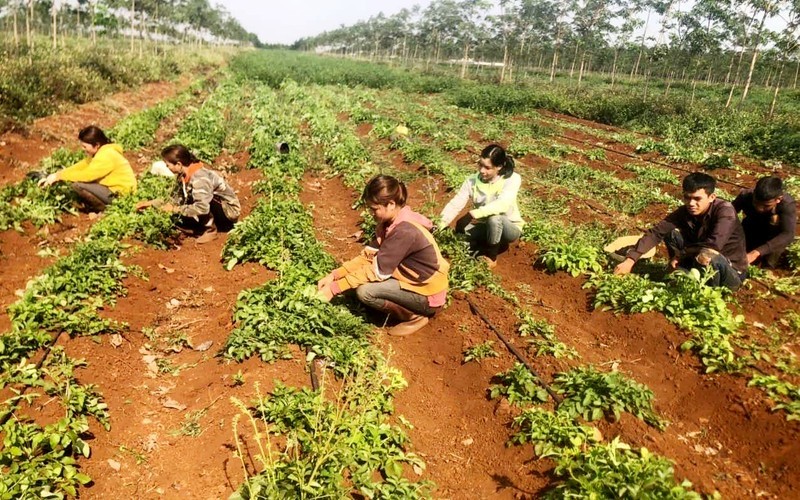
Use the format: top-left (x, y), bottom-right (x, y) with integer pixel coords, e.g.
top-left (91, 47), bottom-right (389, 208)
top-left (553, 366), bottom-right (665, 429)
top-left (701, 152), bottom-right (734, 170)
top-left (517, 311), bottom-right (578, 359)
top-left (231, 361), bottom-right (430, 499)
top-left (748, 375), bottom-right (800, 421)
top-left (509, 408), bottom-right (601, 459)
top-left (541, 242), bottom-right (605, 277)
top-left (489, 363), bottom-right (549, 406)
top-left (546, 438), bottom-right (701, 499)
top-left (0, 416), bottom-right (92, 498)
top-left (781, 311), bottom-right (800, 335)
top-left (232, 370), bottom-right (246, 387)
top-left (623, 164), bottom-right (679, 185)
top-left (172, 409), bottom-right (208, 437)
top-left (588, 269), bottom-right (744, 373)
top-left (787, 241), bottom-right (800, 270)
top-left (772, 275), bottom-right (800, 295)
top-left (584, 148), bottom-right (607, 161)
top-left (463, 341), bottom-right (499, 363)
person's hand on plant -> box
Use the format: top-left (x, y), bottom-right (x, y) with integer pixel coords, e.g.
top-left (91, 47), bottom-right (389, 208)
top-left (613, 257), bottom-right (635, 275)
top-left (317, 273), bottom-right (335, 290)
top-left (135, 200), bottom-right (153, 211)
top-left (38, 173), bottom-right (58, 187)
top-left (316, 284), bottom-right (334, 302)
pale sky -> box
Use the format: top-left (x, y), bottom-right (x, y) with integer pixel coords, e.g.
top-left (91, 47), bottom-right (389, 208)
top-left (220, 0), bottom-right (433, 45)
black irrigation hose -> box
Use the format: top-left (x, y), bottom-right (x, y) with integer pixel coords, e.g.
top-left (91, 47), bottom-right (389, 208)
top-left (0, 330), bottom-right (65, 427)
top-left (465, 296), bottom-right (563, 407)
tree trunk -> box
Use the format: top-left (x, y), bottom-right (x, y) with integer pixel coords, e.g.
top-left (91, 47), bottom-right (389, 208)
top-left (631, 9), bottom-right (651, 79)
top-left (769, 62), bottom-right (784, 118)
top-left (569, 43), bottom-right (579, 78)
top-left (794, 60), bottom-right (799, 89)
top-left (664, 71), bottom-right (673, 97)
top-left (139, 9), bottom-right (145, 58)
top-left (460, 41), bottom-right (469, 79)
top-left (550, 48), bottom-right (559, 82)
top-left (130, 0), bottom-right (136, 52)
top-left (26, 0), bottom-right (33, 49)
top-left (512, 36), bottom-right (525, 82)
top-left (577, 51), bottom-right (586, 86)
top-left (610, 47), bottom-right (618, 89)
top-left (740, 8), bottom-right (769, 105)
top-left (725, 46), bottom-right (748, 108)
top-left (13, 3), bottom-right (19, 47)
top-left (691, 78), bottom-right (697, 106)
top-left (91, 1), bottom-right (96, 44)
top-left (53, 2), bottom-right (57, 48)
top-left (500, 41), bottom-right (509, 83)
top-left (724, 51), bottom-right (735, 85)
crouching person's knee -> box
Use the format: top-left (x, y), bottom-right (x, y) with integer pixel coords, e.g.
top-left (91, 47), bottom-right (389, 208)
top-left (355, 283), bottom-right (381, 309)
top-left (485, 215), bottom-right (504, 229)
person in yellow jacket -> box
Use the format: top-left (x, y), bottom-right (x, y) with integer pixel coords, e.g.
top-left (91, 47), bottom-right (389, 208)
top-left (38, 125), bottom-right (136, 211)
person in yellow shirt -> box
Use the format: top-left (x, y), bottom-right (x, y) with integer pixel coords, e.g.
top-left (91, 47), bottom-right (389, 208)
top-left (38, 125), bottom-right (137, 211)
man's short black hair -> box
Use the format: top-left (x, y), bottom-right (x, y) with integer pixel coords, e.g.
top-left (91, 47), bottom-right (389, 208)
top-left (754, 176), bottom-right (783, 202)
top-left (682, 172), bottom-right (716, 195)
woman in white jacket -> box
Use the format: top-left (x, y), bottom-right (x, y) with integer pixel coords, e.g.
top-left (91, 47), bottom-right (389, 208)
top-left (439, 144), bottom-right (524, 268)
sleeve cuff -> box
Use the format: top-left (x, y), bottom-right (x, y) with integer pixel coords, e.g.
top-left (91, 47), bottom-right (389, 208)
top-left (626, 250), bottom-right (642, 262)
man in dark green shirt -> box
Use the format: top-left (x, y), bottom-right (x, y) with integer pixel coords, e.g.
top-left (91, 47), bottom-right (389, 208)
top-left (732, 176), bottom-right (797, 268)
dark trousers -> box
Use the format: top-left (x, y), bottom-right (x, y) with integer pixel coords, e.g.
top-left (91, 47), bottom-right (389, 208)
top-left (742, 218), bottom-right (787, 268)
top-left (71, 182), bottom-right (114, 211)
top-left (455, 214), bottom-right (521, 259)
top-left (355, 279), bottom-right (437, 317)
top-left (665, 229), bottom-right (746, 291)
top-left (176, 199), bottom-right (235, 234)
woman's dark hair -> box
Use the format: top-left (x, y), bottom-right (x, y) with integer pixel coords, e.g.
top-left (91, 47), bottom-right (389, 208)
top-left (161, 144), bottom-right (199, 167)
top-left (754, 176), bottom-right (783, 202)
top-left (363, 175), bottom-right (407, 207)
top-left (481, 143), bottom-right (514, 178)
top-left (78, 125), bottom-right (110, 147)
